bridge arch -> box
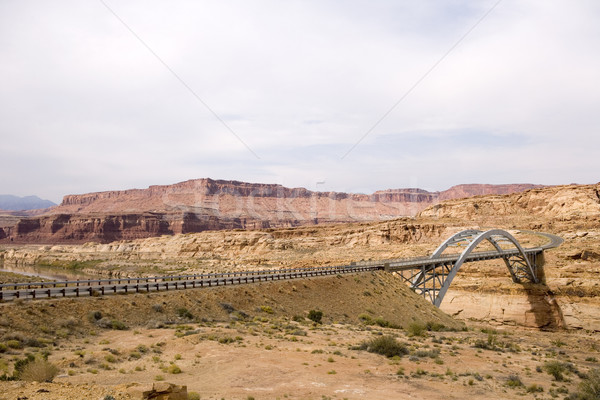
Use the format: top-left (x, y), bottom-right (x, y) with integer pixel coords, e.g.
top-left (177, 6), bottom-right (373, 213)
top-left (407, 229), bottom-right (539, 307)
top-left (430, 229), bottom-right (538, 307)
top-left (429, 229), bottom-right (485, 259)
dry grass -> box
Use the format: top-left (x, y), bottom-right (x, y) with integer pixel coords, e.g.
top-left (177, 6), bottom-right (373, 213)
top-left (19, 359), bottom-right (59, 382)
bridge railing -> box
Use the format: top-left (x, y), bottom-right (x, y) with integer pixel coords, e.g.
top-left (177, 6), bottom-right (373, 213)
top-left (0, 265), bottom-right (382, 301)
top-left (1, 246), bottom-right (546, 292)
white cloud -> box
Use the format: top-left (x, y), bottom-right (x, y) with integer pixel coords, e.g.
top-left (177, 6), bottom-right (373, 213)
top-left (0, 0), bottom-right (599, 202)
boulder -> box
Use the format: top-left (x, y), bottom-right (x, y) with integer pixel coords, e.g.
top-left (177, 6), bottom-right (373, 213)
top-left (142, 382), bottom-right (188, 400)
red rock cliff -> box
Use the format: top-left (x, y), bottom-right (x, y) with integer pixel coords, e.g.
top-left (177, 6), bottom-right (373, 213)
top-left (0, 179), bottom-right (542, 244)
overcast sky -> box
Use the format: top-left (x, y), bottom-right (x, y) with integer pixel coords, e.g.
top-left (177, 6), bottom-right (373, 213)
top-left (1, 0), bottom-right (599, 203)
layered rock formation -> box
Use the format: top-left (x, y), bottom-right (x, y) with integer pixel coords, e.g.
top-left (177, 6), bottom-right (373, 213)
top-left (0, 178), bottom-right (541, 243)
top-left (1, 219), bottom-right (450, 273)
top-left (419, 183), bottom-right (600, 222)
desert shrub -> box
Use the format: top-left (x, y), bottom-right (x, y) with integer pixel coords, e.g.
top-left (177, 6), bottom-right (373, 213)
top-left (177, 308), bottom-right (193, 319)
top-left (0, 343), bottom-right (7, 353)
top-left (426, 322), bottom-right (446, 332)
top-left (12, 354), bottom-right (35, 379)
top-left (260, 306), bottom-right (274, 314)
top-left (360, 335), bottom-right (409, 358)
top-left (308, 310), bottom-right (323, 324)
top-left (136, 345), bottom-right (149, 354)
top-left (473, 333), bottom-right (521, 353)
top-left (230, 311), bottom-right (249, 321)
top-left (480, 328), bottom-right (498, 334)
top-left (407, 322), bottom-right (427, 337)
top-left (413, 349), bottom-right (440, 359)
top-left (104, 354), bottom-right (117, 363)
top-left (412, 368), bottom-right (428, 377)
top-left (374, 317), bottom-right (400, 329)
top-left (188, 392), bottom-right (201, 400)
top-left (58, 317), bottom-right (79, 329)
top-left (526, 384), bottom-right (544, 393)
top-left (111, 320), bottom-right (127, 330)
top-left (292, 315), bottom-right (304, 322)
top-left (506, 374), bottom-right (523, 388)
top-left (6, 340), bottom-right (22, 349)
top-left (358, 313), bottom-right (373, 324)
top-left (473, 333), bottom-right (499, 351)
top-left (167, 364), bottom-right (181, 374)
top-left (572, 368), bottom-right (600, 400)
top-left (544, 360), bottom-right (568, 381)
top-left (24, 338), bottom-right (45, 348)
top-left (88, 311), bottom-right (103, 322)
top-left (19, 359), bottom-right (58, 382)
top-left (96, 318), bottom-right (127, 330)
top-left (152, 304), bottom-right (163, 313)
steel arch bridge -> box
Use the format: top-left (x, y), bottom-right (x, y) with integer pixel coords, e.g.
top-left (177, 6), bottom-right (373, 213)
top-left (353, 229), bottom-right (560, 307)
top-left (407, 229), bottom-right (538, 307)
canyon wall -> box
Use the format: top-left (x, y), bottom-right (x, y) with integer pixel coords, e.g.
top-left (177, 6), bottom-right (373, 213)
top-left (0, 178), bottom-right (541, 244)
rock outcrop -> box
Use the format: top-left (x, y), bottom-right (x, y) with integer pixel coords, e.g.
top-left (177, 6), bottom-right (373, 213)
top-left (142, 382), bottom-right (188, 400)
top-left (420, 183), bottom-right (600, 221)
top-left (0, 178), bottom-right (541, 243)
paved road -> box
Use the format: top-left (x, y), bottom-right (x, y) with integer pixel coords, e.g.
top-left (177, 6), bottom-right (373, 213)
top-left (0, 231), bottom-right (562, 302)
top-left (526, 231), bottom-right (564, 250)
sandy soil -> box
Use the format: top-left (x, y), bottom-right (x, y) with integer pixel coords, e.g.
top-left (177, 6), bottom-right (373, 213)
top-left (1, 320), bottom-right (599, 399)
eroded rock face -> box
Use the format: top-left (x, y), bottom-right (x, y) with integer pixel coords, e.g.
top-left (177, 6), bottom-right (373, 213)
top-left (420, 183), bottom-right (600, 220)
top-left (1, 219), bottom-right (449, 272)
top-left (441, 287), bottom-right (600, 332)
top-left (0, 179), bottom-right (540, 243)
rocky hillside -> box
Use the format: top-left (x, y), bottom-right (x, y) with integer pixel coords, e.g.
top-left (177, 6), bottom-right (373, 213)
top-left (0, 179), bottom-right (541, 243)
top-left (1, 219), bottom-right (452, 274)
top-left (419, 183), bottom-right (600, 226)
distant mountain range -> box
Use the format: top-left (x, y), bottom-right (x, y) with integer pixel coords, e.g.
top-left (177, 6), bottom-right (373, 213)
top-left (0, 178), bottom-right (544, 244)
top-left (0, 195), bottom-right (56, 211)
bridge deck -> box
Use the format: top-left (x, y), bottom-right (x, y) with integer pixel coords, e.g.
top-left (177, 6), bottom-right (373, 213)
top-left (0, 231), bottom-right (562, 303)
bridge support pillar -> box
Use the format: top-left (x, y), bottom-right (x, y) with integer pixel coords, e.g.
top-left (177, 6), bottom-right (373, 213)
top-left (531, 251), bottom-right (546, 283)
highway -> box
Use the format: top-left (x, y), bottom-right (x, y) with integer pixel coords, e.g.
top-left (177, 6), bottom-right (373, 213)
top-left (0, 230), bottom-right (562, 302)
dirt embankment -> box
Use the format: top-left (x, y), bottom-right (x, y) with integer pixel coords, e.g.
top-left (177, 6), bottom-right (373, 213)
top-left (0, 272), bottom-right (462, 340)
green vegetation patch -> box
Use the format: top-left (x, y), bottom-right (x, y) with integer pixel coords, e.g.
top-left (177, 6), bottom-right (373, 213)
top-left (355, 335), bottom-right (409, 358)
top-left (36, 259), bottom-right (104, 271)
